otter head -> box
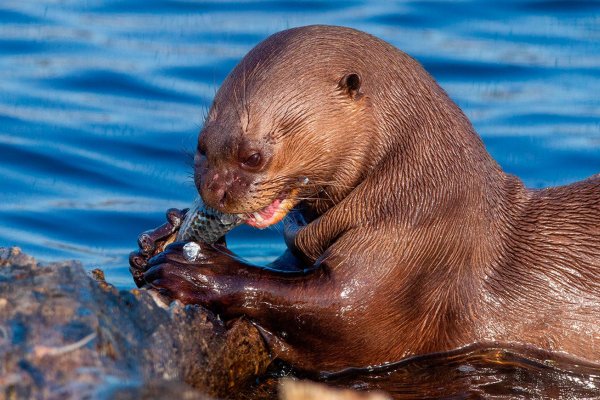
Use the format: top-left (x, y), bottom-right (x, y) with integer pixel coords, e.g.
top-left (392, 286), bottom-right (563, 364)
top-left (194, 27), bottom-right (376, 228)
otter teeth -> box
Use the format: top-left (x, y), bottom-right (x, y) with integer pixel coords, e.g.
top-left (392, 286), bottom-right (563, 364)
top-left (253, 212), bottom-right (264, 223)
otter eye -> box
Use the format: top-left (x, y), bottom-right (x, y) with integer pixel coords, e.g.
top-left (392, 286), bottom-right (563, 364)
top-left (242, 152), bottom-right (261, 168)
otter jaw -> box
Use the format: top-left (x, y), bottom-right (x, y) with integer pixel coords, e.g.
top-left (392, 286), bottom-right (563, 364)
top-left (243, 189), bottom-right (299, 229)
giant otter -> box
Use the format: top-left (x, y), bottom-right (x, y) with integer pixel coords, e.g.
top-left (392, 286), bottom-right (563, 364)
top-left (130, 25), bottom-right (600, 372)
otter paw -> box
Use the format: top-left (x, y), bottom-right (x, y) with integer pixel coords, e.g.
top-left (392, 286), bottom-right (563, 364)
top-left (128, 208), bottom-right (187, 287)
top-left (142, 241), bottom-right (236, 308)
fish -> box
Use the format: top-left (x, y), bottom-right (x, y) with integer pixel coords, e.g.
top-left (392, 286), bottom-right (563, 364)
top-left (176, 196), bottom-right (243, 244)
top-left (177, 176), bottom-right (310, 244)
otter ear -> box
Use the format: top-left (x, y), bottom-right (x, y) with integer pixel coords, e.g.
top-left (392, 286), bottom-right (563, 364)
top-left (338, 73), bottom-right (362, 100)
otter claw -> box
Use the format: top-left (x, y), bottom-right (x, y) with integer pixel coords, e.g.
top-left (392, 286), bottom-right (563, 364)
top-left (129, 250), bottom-right (146, 269)
top-left (137, 231), bottom-right (156, 254)
top-left (137, 222), bottom-right (178, 255)
top-left (129, 250), bottom-right (147, 287)
top-left (166, 208), bottom-right (188, 228)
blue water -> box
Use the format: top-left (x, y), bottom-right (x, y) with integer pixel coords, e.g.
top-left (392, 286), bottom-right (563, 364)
top-left (0, 1), bottom-right (598, 288)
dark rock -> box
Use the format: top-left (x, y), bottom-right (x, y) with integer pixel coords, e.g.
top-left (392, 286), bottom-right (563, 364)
top-left (0, 247), bottom-right (271, 400)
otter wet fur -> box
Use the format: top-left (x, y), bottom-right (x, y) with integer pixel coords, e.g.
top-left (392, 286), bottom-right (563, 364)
top-left (129, 25), bottom-right (600, 372)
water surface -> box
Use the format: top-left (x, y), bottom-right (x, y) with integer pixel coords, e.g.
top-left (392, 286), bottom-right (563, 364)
top-left (243, 344), bottom-right (600, 399)
top-left (1, 1), bottom-right (598, 287)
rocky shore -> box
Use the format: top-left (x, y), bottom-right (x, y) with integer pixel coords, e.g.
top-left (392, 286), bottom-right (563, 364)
top-left (0, 247), bottom-right (270, 399)
top-left (0, 247), bottom-right (388, 400)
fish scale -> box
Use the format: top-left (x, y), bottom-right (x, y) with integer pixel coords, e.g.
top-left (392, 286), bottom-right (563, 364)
top-left (176, 197), bottom-right (243, 243)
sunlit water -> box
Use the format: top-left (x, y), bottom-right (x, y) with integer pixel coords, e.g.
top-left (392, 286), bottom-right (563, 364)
top-left (0, 1), bottom-right (599, 397)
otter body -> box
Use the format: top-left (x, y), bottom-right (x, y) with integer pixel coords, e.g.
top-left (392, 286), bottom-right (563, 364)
top-left (130, 26), bottom-right (600, 372)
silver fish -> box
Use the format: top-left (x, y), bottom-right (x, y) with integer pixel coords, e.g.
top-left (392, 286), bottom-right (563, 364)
top-left (177, 197), bottom-right (243, 244)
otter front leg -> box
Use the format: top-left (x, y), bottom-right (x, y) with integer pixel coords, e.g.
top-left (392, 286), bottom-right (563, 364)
top-left (141, 241), bottom-right (339, 368)
top-left (141, 241), bottom-right (324, 313)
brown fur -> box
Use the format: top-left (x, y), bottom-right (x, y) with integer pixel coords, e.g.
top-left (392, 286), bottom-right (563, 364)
top-left (136, 25), bottom-right (600, 372)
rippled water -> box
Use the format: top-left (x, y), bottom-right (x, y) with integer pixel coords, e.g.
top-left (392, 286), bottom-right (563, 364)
top-left (1, 1), bottom-right (598, 287)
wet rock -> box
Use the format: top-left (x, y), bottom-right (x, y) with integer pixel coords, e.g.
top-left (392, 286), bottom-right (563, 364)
top-left (0, 247), bottom-right (271, 399)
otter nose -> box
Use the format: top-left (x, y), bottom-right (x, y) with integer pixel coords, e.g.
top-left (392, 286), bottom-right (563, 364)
top-left (201, 171), bottom-right (231, 209)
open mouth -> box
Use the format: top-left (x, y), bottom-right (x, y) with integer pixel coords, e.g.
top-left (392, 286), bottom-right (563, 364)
top-left (242, 189), bottom-right (298, 229)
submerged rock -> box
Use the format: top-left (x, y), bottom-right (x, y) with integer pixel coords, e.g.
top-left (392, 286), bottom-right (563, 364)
top-left (0, 247), bottom-right (270, 399)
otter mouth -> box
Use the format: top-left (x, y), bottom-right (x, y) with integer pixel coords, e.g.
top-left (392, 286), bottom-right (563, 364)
top-left (242, 189), bottom-right (298, 229)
